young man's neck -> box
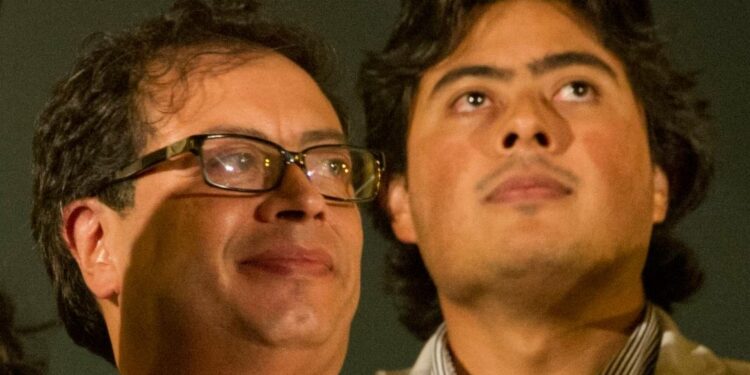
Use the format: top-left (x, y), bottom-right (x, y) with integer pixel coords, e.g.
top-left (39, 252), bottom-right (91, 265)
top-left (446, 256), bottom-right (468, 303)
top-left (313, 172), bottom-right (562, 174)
top-left (438, 276), bottom-right (646, 375)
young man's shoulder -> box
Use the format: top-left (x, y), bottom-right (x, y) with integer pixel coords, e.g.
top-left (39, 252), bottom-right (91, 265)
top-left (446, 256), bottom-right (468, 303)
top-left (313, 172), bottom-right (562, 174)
top-left (656, 308), bottom-right (750, 375)
top-left (376, 309), bottom-right (750, 375)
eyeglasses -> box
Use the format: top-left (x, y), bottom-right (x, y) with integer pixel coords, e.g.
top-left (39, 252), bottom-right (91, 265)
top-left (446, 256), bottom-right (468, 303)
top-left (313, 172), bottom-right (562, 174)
top-left (109, 133), bottom-right (385, 202)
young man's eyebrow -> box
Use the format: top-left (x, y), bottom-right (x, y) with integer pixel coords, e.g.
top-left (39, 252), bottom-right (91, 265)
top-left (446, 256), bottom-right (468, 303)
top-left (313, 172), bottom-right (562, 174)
top-left (528, 51), bottom-right (617, 79)
top-left (428, 52), bottom-right (616, 99)
top-left (430, 65), bottom-right (515, 98)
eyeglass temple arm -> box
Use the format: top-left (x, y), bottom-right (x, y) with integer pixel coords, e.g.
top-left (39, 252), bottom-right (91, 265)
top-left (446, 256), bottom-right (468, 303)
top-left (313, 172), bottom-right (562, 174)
top-left (112, 137), bottom-right (194, 181)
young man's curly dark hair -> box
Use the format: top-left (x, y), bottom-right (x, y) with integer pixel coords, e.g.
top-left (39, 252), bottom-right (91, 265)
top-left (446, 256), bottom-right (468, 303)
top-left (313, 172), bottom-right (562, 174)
top-left (360, 0), bottom-right (712, 340)
top-left (32, 0), bottom-right (345, 363)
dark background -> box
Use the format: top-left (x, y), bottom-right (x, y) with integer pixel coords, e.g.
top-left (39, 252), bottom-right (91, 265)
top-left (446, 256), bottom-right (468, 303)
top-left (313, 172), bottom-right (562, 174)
top-left (0, 1), bottom-right (747, 374)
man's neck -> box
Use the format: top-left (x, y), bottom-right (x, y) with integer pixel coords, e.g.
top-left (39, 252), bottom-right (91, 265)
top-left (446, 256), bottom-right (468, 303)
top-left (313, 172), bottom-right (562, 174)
top-left (114, 323), bottom-right (347, 375)
top-left (139, 344), bottom-right (344, 375)
top-left (439, 281), bottom-right (646, 375)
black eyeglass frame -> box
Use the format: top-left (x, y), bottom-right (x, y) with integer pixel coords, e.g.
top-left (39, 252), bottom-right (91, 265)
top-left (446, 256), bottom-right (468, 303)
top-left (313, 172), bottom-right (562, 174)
top-left (109, 133), bottom-right (385, 202)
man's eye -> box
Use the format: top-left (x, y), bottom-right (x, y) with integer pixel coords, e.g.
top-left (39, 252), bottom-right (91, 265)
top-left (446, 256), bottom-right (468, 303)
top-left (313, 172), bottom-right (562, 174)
top-left (320, 159), bottom-right (351, 177)
top-left (554, 81), bottom-right (596, 102)
top-left (209, 152), bottom-right (259, 173)
top-left (452, 91), bottom-right (490, 113)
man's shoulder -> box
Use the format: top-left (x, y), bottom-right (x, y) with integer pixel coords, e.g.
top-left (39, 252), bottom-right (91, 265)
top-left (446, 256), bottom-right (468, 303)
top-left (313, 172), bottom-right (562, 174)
top-left (655, 307), bottom-right (750, 375)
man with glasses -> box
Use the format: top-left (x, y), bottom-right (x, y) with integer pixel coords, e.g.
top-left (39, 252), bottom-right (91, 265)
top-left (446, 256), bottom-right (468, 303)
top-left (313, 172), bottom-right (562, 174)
top-left (361, 0), bottom-right (749, 374)
top-left (32, 1), bottom-right (382, 374)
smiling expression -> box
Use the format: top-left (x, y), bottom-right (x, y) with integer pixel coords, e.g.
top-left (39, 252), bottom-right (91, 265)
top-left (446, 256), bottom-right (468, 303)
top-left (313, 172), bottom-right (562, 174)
top-left (99, 51), bottom-right (363, 360)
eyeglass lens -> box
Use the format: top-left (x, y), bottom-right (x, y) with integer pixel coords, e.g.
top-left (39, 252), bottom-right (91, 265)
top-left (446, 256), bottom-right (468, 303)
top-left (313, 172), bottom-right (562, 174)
top-left (198, 136), bottom-right (379, 200)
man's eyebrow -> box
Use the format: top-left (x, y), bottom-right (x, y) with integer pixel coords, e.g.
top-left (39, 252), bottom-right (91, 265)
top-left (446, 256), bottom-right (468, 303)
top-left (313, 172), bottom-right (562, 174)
top-left (203, 125), bottom-right (346, 146)
top-left (204, 125), bottom-right (268, 139)
top-left (527, 51), bottom-right (617, 79)
top-left (430, 65), bottom-right (514, 98)
top-left (300, 129), bottom-right (347, 145)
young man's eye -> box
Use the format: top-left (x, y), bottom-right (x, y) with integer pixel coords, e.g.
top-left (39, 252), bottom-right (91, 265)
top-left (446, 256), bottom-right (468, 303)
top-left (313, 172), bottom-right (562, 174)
top-left (452, 91), bottom-right (491, 113)
top-left (554, 81), bottom-right (597, 102)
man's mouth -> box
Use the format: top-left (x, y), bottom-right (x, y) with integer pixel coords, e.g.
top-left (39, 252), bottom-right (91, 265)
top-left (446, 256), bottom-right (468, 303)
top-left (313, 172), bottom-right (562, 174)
top-left (238, 245), bottom-right (334, 277)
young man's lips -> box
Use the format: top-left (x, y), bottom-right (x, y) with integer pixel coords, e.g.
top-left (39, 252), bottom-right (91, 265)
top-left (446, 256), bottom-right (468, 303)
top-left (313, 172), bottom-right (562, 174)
top-left (484, 175), bottom-right (573, 203)
top-left (238, 246), bottom-right (334, 277)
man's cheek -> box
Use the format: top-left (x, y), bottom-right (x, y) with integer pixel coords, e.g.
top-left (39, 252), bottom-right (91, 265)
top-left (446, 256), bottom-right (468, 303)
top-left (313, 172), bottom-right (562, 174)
top-left (149, 199), bottom-right (233, 269)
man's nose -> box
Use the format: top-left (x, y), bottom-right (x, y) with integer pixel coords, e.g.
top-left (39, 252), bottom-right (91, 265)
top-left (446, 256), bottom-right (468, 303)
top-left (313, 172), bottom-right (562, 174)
top-left (255, 165), bottom-right (326, 222)
top-left (493, 93), bottom-right (572, 156)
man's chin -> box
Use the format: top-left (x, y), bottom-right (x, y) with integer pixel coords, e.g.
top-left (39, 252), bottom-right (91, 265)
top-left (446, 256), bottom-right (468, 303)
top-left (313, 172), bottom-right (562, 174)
top-left (254, 307), bottom-right (337, 347)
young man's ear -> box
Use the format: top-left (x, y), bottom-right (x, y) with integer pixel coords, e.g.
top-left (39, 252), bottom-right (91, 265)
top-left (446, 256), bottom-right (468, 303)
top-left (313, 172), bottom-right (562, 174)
top-left (62, 199), bottom-right (120, 300)
top-left (387, 176), bottom-right (418, 244)
top-left (652, 166), bottom-right (669, 224)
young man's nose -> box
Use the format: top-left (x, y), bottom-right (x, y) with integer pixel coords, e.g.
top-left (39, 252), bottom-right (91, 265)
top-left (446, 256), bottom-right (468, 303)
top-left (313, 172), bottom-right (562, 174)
top-left (493, 93), bottom-right (572, 156)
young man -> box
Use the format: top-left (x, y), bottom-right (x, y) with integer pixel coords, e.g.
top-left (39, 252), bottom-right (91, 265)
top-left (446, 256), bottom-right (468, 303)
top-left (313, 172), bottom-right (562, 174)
top-left (361, 0), bottom-right (750, 374)
top-left (32, 1), bottom-right (383, 373)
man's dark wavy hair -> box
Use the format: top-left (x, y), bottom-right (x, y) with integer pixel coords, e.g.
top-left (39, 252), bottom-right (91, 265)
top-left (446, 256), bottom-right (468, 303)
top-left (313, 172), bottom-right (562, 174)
top-left (360, 0), bottom-right (712, 340)
top-left (32, 0), bottom-right (345, 364)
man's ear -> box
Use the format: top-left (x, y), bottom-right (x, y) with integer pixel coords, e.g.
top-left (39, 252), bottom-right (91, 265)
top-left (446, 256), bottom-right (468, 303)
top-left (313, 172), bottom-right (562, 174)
top-left (62, 199), bottom-right (120, 300)
top-left (652, 166), bottom-right (669, 224)
top-left (387, 176), bottom-right (418, 244)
